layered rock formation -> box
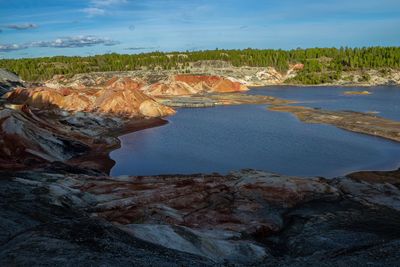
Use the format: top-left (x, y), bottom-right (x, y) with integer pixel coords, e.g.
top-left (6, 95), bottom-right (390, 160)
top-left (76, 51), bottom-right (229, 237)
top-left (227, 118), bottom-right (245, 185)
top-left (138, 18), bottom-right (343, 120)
top-left (1, 168), bottom-right (400, 266)
top-left (143, 75), bottom-right (248, 96)
top-left (0, 171), bottom-right (213, 266)
top-left (42, 62), bottom-right (306, 89)
top-left (37, 61), bottom-right (400, 87)
top-left (0, 105), bottom-right (89, 169)
top-left (4, 77), bottom-right (175, 118)
top-left (0, 102), bottom-right (166, 171)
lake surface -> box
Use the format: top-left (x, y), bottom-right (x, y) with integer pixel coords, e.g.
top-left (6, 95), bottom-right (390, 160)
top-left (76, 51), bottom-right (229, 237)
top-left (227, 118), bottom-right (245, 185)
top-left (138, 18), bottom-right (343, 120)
top-left (110, 86), bottom-right (400, 178)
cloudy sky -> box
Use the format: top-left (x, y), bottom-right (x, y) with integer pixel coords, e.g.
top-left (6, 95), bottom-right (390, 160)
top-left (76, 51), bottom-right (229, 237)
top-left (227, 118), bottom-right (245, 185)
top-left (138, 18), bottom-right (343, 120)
top-left (1, 0), bottom-right (400, 58)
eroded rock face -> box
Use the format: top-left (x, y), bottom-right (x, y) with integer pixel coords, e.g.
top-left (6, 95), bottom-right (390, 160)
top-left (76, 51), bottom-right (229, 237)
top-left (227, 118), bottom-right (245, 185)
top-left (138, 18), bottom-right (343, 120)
top-left (4, 77), bottom-right (175, 118)
top-left (0, 104), bottom-right (173, 172)
top-left (25, 170), bottom-right (340, 263)
top-left (76, 171), bottom-right (338, 236)
top-left (174, 75), bottom-right (248, 92)
top-left (2, 168), bottom-right (400, 265)
top-left (0, 176), bottom-right (213, 266)
top-left (122, 224), bottom-right (268, 263)
top-left (143, 75), bottom-right (248, 96)
top-left (0, 69), bottom-right (24, 96)
top-left (0, 102), bottom-right (167, 170)
top-left (0, 105), bottom-right (90, 168)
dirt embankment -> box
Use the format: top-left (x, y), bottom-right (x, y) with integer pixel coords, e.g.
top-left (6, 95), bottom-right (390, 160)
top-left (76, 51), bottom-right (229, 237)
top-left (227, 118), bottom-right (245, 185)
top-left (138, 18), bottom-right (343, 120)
top-left (43, 64), bottom-right (305, 88)
top-left (43, 62), bottom-right (400, 87)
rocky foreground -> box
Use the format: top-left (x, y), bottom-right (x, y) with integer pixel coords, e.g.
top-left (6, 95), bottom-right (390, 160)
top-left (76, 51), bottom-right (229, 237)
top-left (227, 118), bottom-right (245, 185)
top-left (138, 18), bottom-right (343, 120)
top-left (1, 167), bottom-right (400, 266)
top-left (1, 69), bottom-right (400, 265)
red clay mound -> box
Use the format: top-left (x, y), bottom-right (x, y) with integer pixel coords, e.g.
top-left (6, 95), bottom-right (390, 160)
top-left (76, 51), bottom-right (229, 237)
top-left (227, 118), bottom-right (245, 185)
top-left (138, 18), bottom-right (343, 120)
top-left (4, 78), bottom-right (174, 118)
top-left (174, 75), bottom-right (248, 93)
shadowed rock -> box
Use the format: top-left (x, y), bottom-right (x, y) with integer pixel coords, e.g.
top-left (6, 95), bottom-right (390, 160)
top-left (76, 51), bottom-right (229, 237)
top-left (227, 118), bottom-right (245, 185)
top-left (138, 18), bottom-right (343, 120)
top-left (3, 168), bottom-right (400, 265)
top-left (0, 175), bottom-right (214, 266)
top-left (0, 69), bottom-right (24, 96)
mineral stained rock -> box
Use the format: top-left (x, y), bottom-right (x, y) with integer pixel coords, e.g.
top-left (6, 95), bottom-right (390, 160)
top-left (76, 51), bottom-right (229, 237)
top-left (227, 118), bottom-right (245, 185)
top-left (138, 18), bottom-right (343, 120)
top-left (0, 105), bottom-right (89, 169)
top-left (42, 63), bottom-right (305, 88)
top-left (4, 77), bottom-right (175, 118)
top-left (0, 102), bottom-right (166, 170)
top-left (0, 173), bottom-right (214, 266)
top-left (143, 75), bottom-right (249, 96)
top-left (1, 168), bottom-right (400, 265)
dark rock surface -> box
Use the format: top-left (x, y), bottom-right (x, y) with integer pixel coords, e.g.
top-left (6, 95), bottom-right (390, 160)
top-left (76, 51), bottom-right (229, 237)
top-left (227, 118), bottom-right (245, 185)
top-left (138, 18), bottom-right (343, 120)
top-left (1, 168), bottom-right (399, 266)
top-left (0, 173), bottom-right (214, 266)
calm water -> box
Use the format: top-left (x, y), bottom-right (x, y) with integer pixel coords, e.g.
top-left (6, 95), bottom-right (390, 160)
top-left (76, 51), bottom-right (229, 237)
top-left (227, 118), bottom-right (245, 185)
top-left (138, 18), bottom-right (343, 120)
top-left (110, 86), bottom-right (400, 178)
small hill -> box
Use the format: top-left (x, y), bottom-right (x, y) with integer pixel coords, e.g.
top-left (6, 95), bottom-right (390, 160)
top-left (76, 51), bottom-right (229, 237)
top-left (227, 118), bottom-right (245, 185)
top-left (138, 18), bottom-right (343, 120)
top-left (4, 77), bottom-right (175, 118)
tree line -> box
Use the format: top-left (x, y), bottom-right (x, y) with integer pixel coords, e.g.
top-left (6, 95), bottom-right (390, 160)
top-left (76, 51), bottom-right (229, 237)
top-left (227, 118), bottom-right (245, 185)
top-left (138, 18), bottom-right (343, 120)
top-left (0, 47), bottom-right (399, 83)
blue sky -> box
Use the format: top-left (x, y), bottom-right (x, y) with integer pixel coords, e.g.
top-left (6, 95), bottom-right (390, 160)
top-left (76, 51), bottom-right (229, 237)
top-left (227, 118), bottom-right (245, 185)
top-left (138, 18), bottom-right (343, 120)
top-left (1, 0), bottom-right (400, 58)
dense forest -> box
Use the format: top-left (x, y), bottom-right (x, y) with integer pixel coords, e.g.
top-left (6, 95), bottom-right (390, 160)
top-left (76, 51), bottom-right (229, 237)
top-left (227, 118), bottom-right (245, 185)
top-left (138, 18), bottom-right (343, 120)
top-left (0, 47), bottom-right (399, 83)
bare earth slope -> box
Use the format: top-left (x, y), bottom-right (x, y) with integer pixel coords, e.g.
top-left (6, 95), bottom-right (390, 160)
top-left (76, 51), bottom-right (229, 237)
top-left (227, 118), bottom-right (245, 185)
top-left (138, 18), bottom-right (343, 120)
top-left (144, 74), bottom-right (248, 96)
top-left (4, 77), bottom-right (175, 118)
top-left (42, 61), bottom-right (400, 87)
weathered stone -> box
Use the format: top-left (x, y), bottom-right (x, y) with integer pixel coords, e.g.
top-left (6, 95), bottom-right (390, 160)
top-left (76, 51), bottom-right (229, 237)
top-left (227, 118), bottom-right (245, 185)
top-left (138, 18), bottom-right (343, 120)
top-left (0, 68), bottom-right (24, 96)
top-left (143, 75), bottom-right (248, 96)
top-left (0, 177), bottom-right (213, 266)
top-left (1, 169), bottom-right (400, 265)
top-left (4, 77), bottom-right (175, 118)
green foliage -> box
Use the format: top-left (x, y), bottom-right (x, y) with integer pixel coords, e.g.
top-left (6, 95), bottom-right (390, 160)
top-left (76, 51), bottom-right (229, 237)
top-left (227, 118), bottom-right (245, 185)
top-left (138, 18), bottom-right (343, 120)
top-left (0, 47), bottom-right (399, 82)
top-left (287, 71), bottom-right (342, 85)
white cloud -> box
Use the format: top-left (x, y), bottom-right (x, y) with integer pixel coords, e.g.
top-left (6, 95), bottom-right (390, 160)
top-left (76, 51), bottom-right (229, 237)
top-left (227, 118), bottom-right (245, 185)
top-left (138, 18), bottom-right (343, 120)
top-left (81, 7), bottom-right (106, 17)
top-left (31, 35), bottom-right (119, 48)
top-left (0, 44), bottom-right (28, 52)
top-left (6, 23), bottom-right (38, 30)
top-left (0, 35), bottom-right (119, 52)
top-left (90, 0), bottom-right (127, 6)
top-left (82, 0), bottom-right (127, 16)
